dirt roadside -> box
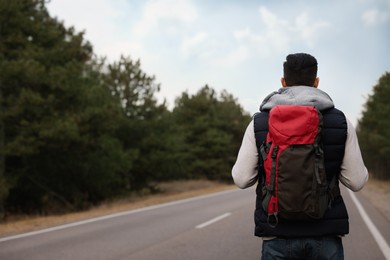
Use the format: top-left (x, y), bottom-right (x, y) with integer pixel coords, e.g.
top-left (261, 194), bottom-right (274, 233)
top-left (0, 180), bottom-right (236, 237)
top-left (0, 178), bottom-right (388, 237)
top-left (360, 178), bottom-right (390, 221)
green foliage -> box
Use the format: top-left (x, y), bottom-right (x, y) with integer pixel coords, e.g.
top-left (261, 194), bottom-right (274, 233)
top-left (0, 0), bottom-right (131, 213)
top-left (172, 86), bottom-right (251, 181)
top-left (102, 56), bottom-right (163, 120)
top-left (0, 0), bottom-right (251, 216)
top-left (98, 56), bottom-right (170, 189)
top-left (357, 72), bottom-right (390, 180)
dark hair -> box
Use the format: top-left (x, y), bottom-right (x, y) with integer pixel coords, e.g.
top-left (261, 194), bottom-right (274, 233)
top-left (283, 53), bottom-right (318, 86)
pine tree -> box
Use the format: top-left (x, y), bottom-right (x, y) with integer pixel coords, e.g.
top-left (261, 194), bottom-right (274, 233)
top-left (100, 56), bottom-right (170, 188)
top-left (0, 0), bottom-right (131, 214)
top-left (358, 72), bottom-right (390, 180)
top-left (173, 86), bottom-right (251, 181)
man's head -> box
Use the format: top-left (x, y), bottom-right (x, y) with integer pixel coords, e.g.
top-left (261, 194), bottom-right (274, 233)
top-left (281, 53), bottom-right (319, 88)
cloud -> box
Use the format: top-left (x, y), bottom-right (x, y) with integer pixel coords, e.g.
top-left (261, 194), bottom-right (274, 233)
top-left (294, 13), bottom-right (329, 47)
top-left (47, 0), bottom-right (126, 36)
top-left (129, 0), bottom-right (200, 70)
top-left (180, 32), bottom-right (209, 57)
top-left (215, 6), bottom-right (330, 67)
top-left (257, 6), bottom-right (330, 50)
top-left (133, 0), bottom-right (197, 38)
top-left (362, 8), bottom-right (390, 26)
top-left (48, 0), bottom-right (125, 28)
top-left (257, 7), bottom-right (291, 52)
top-left (47, 0), bottom-right (128, 57)
top-left (214, 46), bottom-right (249, 67)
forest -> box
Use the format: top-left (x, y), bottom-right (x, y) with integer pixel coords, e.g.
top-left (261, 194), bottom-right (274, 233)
top-left (0, 0), bottom-right (388, 219)
top-left (357, 72), bottom-right (390, 181)
top-left (0, 0), bottom-right (251, 217)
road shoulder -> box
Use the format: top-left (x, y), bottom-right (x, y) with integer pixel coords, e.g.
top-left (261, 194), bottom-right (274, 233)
top-left (0, 180), bottom-right (235, 237)
top-left (360, 178), bottom-right (390, 221)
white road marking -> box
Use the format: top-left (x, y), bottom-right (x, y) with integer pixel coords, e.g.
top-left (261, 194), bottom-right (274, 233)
top-left (348, 189), bottom-right (390, 260)
top-left (195, 212), bottom-right (231, 229)
top-left (0, 188), bottom-right (239, 243)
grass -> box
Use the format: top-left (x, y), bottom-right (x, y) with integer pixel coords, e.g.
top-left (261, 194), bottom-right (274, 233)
top-left (0, 180), bottom-right (235, 237)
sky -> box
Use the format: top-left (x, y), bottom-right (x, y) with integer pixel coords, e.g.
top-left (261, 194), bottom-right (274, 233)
top-left (47, 0), bottom-right (390, 126)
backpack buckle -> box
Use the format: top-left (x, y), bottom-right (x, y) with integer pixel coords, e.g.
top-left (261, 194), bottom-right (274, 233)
top-left (267, 213), bottom-right (279, 228)
top-left (260, 142), bottom-right (271, 161)
top-left (271, 145), bottom-right (279, 159)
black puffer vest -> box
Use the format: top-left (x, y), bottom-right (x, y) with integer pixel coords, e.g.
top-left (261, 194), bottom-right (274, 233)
top-left (253, 107), bottom-right (349, 237)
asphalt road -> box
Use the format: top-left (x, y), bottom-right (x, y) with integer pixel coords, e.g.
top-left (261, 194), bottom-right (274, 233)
top-left (0, 187), bottom-right (389, 260)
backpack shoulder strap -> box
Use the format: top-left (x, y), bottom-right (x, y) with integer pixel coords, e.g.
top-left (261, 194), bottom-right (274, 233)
top-left (253, 112), bottom-right (269, 182)
top-left (253, 112), bottom-right (269, 196)
top-left (253, 112), bottom-right (269, 151)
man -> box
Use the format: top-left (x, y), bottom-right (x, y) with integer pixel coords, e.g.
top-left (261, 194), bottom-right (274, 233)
top-left (232, 53), bottom-right (368, 260)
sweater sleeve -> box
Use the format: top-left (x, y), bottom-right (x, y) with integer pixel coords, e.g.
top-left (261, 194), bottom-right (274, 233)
top-left (231, 120), bottom-right (259, 189)
top-left (339, 118), bottom-right (369, 191)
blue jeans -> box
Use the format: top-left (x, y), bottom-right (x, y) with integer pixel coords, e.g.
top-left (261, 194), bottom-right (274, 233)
top-left (261, 237), bottom-right (344, 260)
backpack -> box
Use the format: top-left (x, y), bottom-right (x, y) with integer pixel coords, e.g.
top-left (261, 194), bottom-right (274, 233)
top-left (258, 105), bottom-right (338, 227)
